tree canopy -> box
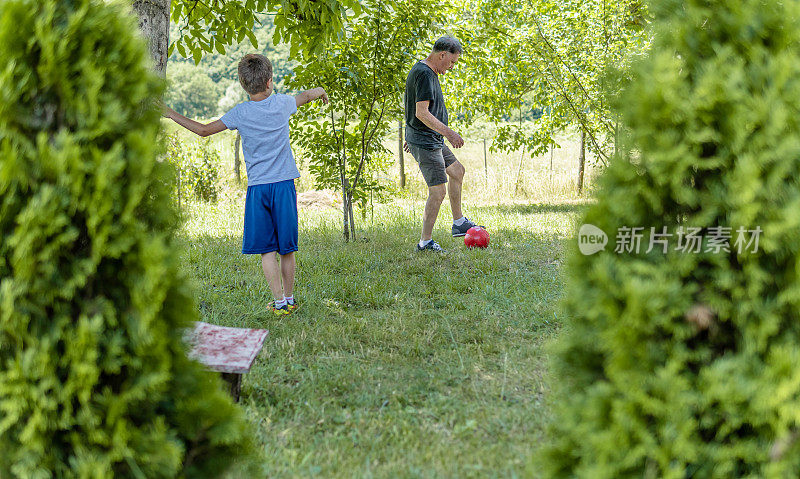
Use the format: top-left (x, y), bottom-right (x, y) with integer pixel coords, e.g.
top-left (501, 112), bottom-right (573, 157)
top-left (448, 0), bottom-right (650, 163)
top-left (169, 0), bottom-right (361, 64)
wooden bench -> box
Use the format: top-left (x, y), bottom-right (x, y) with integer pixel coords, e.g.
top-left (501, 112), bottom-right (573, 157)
top-left (184, 321), bottom-right (269, 402)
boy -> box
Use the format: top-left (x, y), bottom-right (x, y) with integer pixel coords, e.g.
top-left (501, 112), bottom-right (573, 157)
top-left (163, 54), bottom-right (328, 316)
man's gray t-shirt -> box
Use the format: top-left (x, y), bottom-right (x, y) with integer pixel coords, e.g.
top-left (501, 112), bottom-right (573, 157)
top-left (220, 93), bottom-right (299, 186)
top-left (404, 61), bottom-right (447, 149)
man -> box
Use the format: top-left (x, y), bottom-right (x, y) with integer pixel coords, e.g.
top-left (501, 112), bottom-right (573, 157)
top-left (404, 36), bottom-right (478, 252)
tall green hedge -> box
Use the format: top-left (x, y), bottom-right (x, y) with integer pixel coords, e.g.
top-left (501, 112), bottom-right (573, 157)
top-left (0, 0), bottom-right (254, 477)
top-left (539, 0), bottom-right (800, 477)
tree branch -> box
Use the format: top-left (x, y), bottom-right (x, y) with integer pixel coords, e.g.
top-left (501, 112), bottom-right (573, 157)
top-left (530, 13), bottom-right (615, 134)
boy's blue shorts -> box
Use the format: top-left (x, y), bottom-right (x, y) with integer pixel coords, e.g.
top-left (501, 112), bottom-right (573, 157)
top-left (242, 180), bottom-right (298, 255)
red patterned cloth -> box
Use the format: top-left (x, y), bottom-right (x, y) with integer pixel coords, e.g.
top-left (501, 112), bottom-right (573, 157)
top-left (184, 322), bottom-right (269, 374)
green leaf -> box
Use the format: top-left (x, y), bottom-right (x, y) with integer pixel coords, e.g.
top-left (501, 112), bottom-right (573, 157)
top-left (171, 2), bottom-right (183, 22)
top-left (246, 29), bottom-right (258, 49)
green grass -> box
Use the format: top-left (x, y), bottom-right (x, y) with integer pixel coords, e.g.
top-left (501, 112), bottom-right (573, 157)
top-left (178, 197), bottom-right (586, 477)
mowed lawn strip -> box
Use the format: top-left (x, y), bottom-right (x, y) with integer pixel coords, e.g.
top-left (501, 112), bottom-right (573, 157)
top-left (178, 199), bottom-right (584, 478)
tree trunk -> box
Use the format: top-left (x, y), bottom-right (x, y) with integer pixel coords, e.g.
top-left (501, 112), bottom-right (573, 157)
top-left (341, 178), bottom-right (350, 242)
top-left (549, 126), bottom-right (554, 184)
top-left (234, 132), bottom-right (242, 184)
top-left (398, 120), bottom-right (406, 188)
top-left (578, 128), bottom-right (586, 195)
top-left (347, 192), bottom-right (356, 239)
top-left (131, 0), bottom-right (171, 76)
top-left (514, 145), bottom-right (526, 195)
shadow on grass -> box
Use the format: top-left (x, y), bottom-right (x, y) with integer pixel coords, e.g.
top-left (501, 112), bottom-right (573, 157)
top-left (177, 200), bottom-right (587, 254)
top-left (472, 201), bottom-right (590, 216)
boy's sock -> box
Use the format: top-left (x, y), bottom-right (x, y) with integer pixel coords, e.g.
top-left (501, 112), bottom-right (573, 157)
top-left (274, 298), bottom-right (287, 309)
top-left (285, 295), bottom-right (295, 305)
top-left (453, 216), bottom-right (467, 226)
top-left (419, 239), bottom-right (433, 248)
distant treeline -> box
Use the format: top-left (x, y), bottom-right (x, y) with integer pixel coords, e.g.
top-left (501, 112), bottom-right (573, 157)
top-left (165, 16), bottom-right (295, 118)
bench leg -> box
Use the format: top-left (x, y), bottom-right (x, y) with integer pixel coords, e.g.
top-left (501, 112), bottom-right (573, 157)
top-left (221, 373), bottom-right (242, 402)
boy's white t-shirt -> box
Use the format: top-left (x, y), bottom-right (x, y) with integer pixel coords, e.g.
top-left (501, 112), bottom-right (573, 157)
top-left (220, 93), bottom-right (299, 186)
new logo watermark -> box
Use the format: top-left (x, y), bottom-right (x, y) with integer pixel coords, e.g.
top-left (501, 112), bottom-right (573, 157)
top-left (577, 224), bottom-right (762, 256)
top-left (578, 224), bottom-right (608, 255)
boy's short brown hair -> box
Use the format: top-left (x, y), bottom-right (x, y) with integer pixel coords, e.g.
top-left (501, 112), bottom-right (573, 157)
top-left (238, 54), bottom-right (273, 95)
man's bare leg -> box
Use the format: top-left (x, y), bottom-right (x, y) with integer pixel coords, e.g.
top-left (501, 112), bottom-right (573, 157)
top-left (446, 160), bottom-right (465, 220)
top-left (421, 183), bottom-right (447, 242)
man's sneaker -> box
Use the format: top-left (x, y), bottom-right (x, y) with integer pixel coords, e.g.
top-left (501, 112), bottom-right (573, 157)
top-left (269, 302), bottom-right (291, 316)
top-left (417, 240), bottom-right (446, 253)
top-left (452, 217), bottom-right (478, 237)
top-left (287, 300), bottom-right (299, 312)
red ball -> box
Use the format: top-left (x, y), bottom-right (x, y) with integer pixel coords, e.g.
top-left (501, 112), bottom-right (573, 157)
top-left (464, 226), bottom-right (490, 248)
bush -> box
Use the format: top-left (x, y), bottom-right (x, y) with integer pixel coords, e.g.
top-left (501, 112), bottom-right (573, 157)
top-left (538, 0), bottom-right (800, 477)
top-left (166, 134), bottom-right (221, 203)
top-left (0, 1), bottom-right (254, 477)
top-left (165, 62), bottom-right (223, 119)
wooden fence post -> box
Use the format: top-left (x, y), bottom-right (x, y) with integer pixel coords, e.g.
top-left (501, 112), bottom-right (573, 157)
top-left (398, 120), bottom-right (406, 188)
top-left (483, 137), bottom-right (488, 183)
top-left (234, 132), bottom-right (242, 185)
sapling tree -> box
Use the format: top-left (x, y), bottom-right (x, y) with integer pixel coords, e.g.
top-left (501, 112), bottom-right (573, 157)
top-left (288, 0), bottom-right (442, 241)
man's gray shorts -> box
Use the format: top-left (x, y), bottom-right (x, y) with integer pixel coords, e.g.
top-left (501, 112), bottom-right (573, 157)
top-left (408, 143), bottom-right (457, 187)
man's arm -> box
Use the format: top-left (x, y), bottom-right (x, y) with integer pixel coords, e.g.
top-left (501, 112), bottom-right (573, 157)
top-left (415, 101), bottom-right (464, 148)
top-left (163, 106), bottom-right (227, 137)
top-left (295, 87), bottom-right (330, 108)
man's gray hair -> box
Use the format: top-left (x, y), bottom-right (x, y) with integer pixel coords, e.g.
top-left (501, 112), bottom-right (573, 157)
top-left (433, 36), bottom-right (462, 54)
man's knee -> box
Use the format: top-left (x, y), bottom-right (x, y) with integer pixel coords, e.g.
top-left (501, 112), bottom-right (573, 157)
top-left (447, 161), bottom-right (465, 182)
top-left (428, 184), bottom-right (447, 202)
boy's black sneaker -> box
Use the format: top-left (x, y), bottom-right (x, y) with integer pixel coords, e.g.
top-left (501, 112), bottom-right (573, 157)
top-left (287, 300), bottom-right (299, 312)
top-left (452, 217), bottom-right (478, 237)
top-left (417, 240), bottom-right (446, 253)
top-left (269, 302), bottom-right (291, 316)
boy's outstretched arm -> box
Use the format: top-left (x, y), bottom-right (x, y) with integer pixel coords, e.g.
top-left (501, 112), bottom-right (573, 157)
top-left (295, 87), bottom-right (329, 108)
top-left (163, 105), bottom-right (226, 137)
